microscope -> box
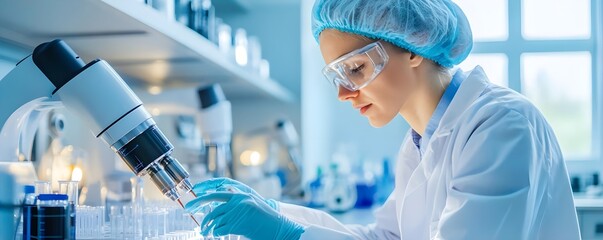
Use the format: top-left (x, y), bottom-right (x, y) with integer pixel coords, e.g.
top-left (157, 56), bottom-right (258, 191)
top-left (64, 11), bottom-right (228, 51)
top-left (274, 119), bottom-right (303, 197)
top-left (198, 84), bottom-right (234, 178)
top-left (0, 39), bottom-right (194, 202)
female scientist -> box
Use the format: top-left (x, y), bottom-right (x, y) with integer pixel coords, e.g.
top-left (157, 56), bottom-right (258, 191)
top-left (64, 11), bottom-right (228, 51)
top-left (185, 0), bottom-right (581, 239)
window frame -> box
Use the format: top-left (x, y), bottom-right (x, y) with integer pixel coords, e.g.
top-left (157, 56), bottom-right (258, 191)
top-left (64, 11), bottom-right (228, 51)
top-left (467, 0), bottom-right (602, 172)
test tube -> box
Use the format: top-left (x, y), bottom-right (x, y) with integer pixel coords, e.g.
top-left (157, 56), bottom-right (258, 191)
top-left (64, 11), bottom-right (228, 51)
top-left (130, 177), bottom-right (144, 238)
top-left (34, 181), bottom-right (51, 195)
top-left (111, 205), bottom-right (124, 239)
top-left (59, 180), bottom-right (79, 205)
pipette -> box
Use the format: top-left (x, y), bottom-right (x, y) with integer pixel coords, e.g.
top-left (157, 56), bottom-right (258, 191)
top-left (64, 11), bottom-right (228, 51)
top-left (178, 198), bottom-right (200, 227)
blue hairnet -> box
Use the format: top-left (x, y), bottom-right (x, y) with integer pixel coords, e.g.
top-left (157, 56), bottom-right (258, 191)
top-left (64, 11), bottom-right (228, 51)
top-left (312, 0), bottom-right (473, 68)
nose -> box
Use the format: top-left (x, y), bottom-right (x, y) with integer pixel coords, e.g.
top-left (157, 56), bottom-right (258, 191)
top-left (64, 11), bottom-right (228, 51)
top-left (337, 84), bottom-right (358, 102)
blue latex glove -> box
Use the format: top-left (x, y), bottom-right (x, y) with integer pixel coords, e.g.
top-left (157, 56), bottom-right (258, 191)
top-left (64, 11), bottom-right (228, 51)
top-left (192, 177), bottom-right (278, 210)
top-left (185, 192), bottom-right (305, 239)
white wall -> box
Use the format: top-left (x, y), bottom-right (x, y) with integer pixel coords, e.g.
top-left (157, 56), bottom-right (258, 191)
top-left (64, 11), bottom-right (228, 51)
top-left (0, 39), bottom-right (27, 77)
top-left (300, 0), bottom-right (410, 181)
top-left (0, 59), bottom-right (12, 77)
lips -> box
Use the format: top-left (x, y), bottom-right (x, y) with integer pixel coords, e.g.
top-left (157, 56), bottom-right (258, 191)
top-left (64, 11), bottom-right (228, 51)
top-left (354, 103), bottom-right (372, 115)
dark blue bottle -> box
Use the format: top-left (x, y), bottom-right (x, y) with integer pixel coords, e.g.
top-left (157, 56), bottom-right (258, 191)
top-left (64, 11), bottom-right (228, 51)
top-left (22, 185), bottom-right (36, 240)
top-left (33, 194), bottom-right (75, 239)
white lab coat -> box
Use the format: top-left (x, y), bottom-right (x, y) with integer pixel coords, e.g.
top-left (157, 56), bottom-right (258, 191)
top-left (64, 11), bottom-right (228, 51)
top-left (279, 66), bottom-right (581, 240)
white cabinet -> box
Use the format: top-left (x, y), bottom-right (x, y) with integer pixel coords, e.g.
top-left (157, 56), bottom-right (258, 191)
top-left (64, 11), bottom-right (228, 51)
top-left (579, 210), bottom-right (603, 240)
top-left (575, 198), bottom-right (603, 240)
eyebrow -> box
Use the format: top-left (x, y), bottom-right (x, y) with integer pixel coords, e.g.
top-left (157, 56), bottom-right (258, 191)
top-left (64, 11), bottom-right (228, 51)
top-left (333, 45), bottom-right (363, 60)
top-left (333, 49), bottom-right (355, 60)
top-left (330, 41), bottom-right (379, 62)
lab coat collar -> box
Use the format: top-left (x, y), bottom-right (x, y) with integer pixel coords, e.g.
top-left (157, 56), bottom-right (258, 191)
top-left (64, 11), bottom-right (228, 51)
top-left (419, 66), bottom-right (489, 176)
top-left (437, 66), bottom-right (490, 132)
top-left (417, 70), bottom-right (463, 156)
top-left (401, 66), bottom-right (490, 208)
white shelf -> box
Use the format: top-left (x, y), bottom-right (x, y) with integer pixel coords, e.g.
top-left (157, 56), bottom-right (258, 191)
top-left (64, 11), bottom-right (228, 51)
top-left (0, 0), bottom-right (293, 102)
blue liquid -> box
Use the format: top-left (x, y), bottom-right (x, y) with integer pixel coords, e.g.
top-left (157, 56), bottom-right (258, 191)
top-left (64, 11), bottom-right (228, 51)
top-left (29, 205), bottom-right (75, 239)
top-left (22, 204), bottom-right (34, 240)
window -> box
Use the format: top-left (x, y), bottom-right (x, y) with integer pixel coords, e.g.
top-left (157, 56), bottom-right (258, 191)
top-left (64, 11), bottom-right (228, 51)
top-left (454, 0), bottom-right (601, 162)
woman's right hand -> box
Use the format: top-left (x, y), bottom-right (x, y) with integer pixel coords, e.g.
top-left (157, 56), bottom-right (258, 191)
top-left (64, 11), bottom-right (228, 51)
top-left (191, 177), bottom-right (279, 211)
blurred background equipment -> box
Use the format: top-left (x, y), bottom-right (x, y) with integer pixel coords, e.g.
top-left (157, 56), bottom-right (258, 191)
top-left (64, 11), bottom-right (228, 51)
top-left (233, 119), bottom-right (303, 201)
top-left (198, 84), bottom-right (234, 178)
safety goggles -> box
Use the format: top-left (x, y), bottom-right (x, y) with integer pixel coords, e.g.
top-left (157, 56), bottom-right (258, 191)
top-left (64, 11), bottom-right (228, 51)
top-left (322, 41), bottom-right (389, 91)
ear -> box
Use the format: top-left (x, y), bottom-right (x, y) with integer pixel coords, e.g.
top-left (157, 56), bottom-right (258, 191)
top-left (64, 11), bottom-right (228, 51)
top-left (408, 52), bottom-right (424, 68)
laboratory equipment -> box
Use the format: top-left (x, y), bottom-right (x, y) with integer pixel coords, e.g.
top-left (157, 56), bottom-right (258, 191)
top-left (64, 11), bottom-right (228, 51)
top-left (74, 205), bottom-right (104, 239)
top-left (323, 163), bottom-right (357, 213)
top-left (130, 176), bottom-right (144, 238)
top-left (0, 172), bottom-right (16, 240)
top-left (198, 84), bottom-right (233, 178)
top-left (0, 163), bottom-right (40, 239)
top-left (216, 19), bottom-right (233, 56)
top-left (234, 119), bottom-right (304, 199)
top-left (571, 176), bottom-right (581, 192)
top-left (234, 28), bottom-right (249, 66)
top-left (354, 176), bottom-right (376, 208)
top-left (71, 201), bottom-right (211, 239)
top-left (104, 170), bottom-right (135, 221)
top-left (274, 119), bottom-right (303, 197)
top-left (306, 167), bottom-right (325, 208)
top-left (34, 181), bottom-right (51, 195)
top-left (0, 40), bottom-right (199, 234)
top-left (31, 194), bottom-right (75, 239)
top-left (374, 158), bottom-right (394, 205)
top-left (21, 185), bottom-right (36, 240)
top-left (247, 36), bottom-right (262, 72)
top-left (259, 59), bottom-right (270, 79)
top-left (189, 0), bottom-right (215, 39)
top-left (174, 0), bottom-right (191, 25)
top-left (36, 110), bottom-right (77, 191)
top-left (149, 0), bottom-right (175, 20)
top-left (58, 180), bottom-right (79, 205)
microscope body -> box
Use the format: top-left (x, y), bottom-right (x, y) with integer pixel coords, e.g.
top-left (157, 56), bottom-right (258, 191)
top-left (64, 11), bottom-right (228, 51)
top-left (0, 40), bottom-right (191, 201)
top-left (198, 84), bottom-right (234, 178)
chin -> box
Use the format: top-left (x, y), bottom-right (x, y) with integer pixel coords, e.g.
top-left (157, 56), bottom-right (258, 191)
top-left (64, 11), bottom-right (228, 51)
top-left (367, 115), bottom-right (392, 128)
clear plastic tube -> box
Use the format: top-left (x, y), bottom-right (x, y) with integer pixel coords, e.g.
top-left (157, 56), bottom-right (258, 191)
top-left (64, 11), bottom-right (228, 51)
top-left (131, 176), bottom-right (144, 239)
top-left (58, 180), bottom-right (79, 205)
top-left (34, 180), bottom-right (51, 195)
top-left (72, 200), bottom-right (243, 239)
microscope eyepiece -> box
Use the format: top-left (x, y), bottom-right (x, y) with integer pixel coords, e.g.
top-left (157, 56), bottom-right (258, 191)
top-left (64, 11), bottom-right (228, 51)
top-left (32, 39), bottom-right (87, 92)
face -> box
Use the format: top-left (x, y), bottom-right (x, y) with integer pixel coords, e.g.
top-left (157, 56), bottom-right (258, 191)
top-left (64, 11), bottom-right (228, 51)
top-left (319, 29), bottom-right (423, 127)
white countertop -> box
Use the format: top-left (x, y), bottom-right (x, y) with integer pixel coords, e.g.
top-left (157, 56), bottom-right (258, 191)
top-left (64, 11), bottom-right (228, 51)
top-left (574, 197), bottom-right (603, 210)
top-left (325, 197), bottom-right (603, 225)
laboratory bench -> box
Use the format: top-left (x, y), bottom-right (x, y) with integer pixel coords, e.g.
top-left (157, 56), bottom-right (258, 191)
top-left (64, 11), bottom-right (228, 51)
top-left (575, 197), bottom-right (603, 240)
top-left (323, 197), bottom-right (603, 240)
